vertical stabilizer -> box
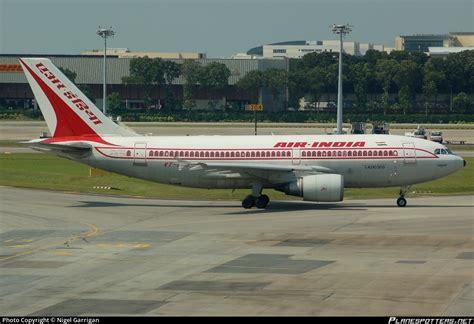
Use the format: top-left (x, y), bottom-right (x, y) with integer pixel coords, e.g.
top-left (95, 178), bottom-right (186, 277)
top-left (19, 58), bottom-right (136, 138)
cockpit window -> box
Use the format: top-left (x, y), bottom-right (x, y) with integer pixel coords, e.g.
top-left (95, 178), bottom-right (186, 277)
top-left (435, 148), bottom-right (456, 155)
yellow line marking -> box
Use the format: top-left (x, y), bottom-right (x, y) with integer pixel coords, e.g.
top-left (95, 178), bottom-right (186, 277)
top-left (95, 243), bottom-right (152, 249)
top-left (9, 245), bottom-right (29, 248)
top-left (19, 239), bottom-right (35, 243)
top-left (48, 250), bottom-right (73, 257)
top-left (0, 223), bottom-right (100, 262)
top-left (134, 243), bottom-right (151, 249)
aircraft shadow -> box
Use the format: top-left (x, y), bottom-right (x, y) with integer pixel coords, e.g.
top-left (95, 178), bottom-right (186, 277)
top-left (72, 200), bottom-right (472, 216)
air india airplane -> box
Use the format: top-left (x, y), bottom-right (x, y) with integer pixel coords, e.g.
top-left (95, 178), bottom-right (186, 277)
top-left (19, 58), bottom-right (466, 209)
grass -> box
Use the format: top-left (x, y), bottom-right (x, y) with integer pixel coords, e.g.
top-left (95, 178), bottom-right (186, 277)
top-left (0, 153), bottom-right (472, 201)
top-left (448, 144), bottom-right (474, 151)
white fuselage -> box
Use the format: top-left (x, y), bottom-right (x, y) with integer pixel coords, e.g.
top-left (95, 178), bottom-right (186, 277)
top-left (68, 134), bottom-right (464, 190)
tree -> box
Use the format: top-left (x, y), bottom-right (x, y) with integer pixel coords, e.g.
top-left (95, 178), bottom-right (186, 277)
top-left (305, 67), bottom-right (326, 110)
top-left (236, 70), bottom-right (264, 103)
top-left (393, 60), bottom-right (421, 114)
top-left (288, 68), bottom-right (308, 108)
top-left (422, 58), bottom-right (445, 115)
top-left (375, 59), bottom-right (399, 114)
top-left (163, 61), bottom-right (181, 85)
top-left (398, 85), bottom-right (412, 115)
top-left (363, 49), bottom-right (386, 66)
top-left (162, 61), bottom-right (181, 110)
top-left (107, 92), bottom-right (121, 113)
top-left (181, 60), bottom-right (202, 109)
top-left (122, 57), bottom-right (165, 109)
top-left (301, 51), bottom-right (338, 69)
top-left (199, 62), bottom-right (231, 109)
top-left (349, 63), bottom-right (372, 112)
top-left (422, 81), bottom-right (437, 116)
top-left (59, 67), bottom-right (77, 83)
top-left (263, 69), bottom-right (288, 105)
top-left (452, 92), bottom-right (471, 114)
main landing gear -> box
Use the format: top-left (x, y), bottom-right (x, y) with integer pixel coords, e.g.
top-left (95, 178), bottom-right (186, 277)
top-left (242, 184), bottom-right (270, 209)
top-left (397, 185), bottom-right (410, 207)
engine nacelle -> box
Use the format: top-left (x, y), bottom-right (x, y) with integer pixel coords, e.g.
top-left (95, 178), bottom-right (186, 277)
top-left (277, 174), bottom-right (344, 202)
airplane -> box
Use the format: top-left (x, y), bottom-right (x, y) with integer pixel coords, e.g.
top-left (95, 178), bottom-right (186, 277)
top-left (19, 58), bottom-right (466, 209)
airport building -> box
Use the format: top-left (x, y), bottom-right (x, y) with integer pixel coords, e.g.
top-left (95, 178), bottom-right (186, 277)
top-left (395, 32), bottom-right (474, 55)
top-left (0, 54), bottom-right (288, 112)
top-left (246, 40), bottom-right (389, 59)
top-left (81, 48), bottom-right (207, 59)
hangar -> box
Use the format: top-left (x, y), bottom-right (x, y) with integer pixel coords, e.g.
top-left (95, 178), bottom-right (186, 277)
top-left (0, 54), bottom-right (288, 112)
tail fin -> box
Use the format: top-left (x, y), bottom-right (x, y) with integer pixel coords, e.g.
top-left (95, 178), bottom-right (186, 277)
top-left (19, 58), bottom-right (136, 138)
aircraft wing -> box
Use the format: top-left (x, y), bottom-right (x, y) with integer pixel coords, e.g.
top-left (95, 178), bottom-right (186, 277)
top-left (175, 160), bottom-right (335, 182)
top-left (203, 162), bottom-right (334, 173)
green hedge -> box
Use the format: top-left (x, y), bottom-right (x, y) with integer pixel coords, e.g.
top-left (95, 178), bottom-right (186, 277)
top-left (1, 109), bottom-right (473, 124)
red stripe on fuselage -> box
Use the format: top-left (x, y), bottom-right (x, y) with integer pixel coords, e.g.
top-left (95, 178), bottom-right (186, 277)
top-left (41, 136), bottom-right (117, 146)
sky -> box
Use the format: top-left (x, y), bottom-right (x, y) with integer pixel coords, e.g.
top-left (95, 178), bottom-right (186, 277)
top-left (0, 0), bottom-right (472, 57)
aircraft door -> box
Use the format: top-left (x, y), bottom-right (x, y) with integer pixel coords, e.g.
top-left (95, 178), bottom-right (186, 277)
top-left (402, 143), bottom-right (416, 164)
top-left (292, 148), bottom-right (301, 165)
top-left (134, 142), bottom-right (147, 166)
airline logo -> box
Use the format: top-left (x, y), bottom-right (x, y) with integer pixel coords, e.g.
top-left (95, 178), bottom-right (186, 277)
top-left (0, 64), bottom-right (23, 72)
top-left (34, 62), bottom-right (102, 125)
top-left (274, 141), bottom-right (366, 148)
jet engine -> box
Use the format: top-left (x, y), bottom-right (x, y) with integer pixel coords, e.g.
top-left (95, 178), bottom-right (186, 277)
top-left (277, 174), bottom-right (344, 202)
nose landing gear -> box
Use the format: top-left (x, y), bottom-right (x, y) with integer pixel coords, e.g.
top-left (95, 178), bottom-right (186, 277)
top-left (397, 185), bottom-right (410, 207)
top-left (397, 197), bottom-right (407, 207)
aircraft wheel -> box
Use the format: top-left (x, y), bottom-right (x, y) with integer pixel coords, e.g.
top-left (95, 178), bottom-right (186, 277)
top-left (242, 195), bottom-right (256, 209)
top-left (255, 194), bottom-right (270, 209)
top-left (397, 197), bottom-right (407, 207)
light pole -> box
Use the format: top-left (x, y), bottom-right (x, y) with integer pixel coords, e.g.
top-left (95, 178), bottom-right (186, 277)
top-left (332, 24), bottom-right (352, 134)
top-left (97, 26), bottom-right (115, 115)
